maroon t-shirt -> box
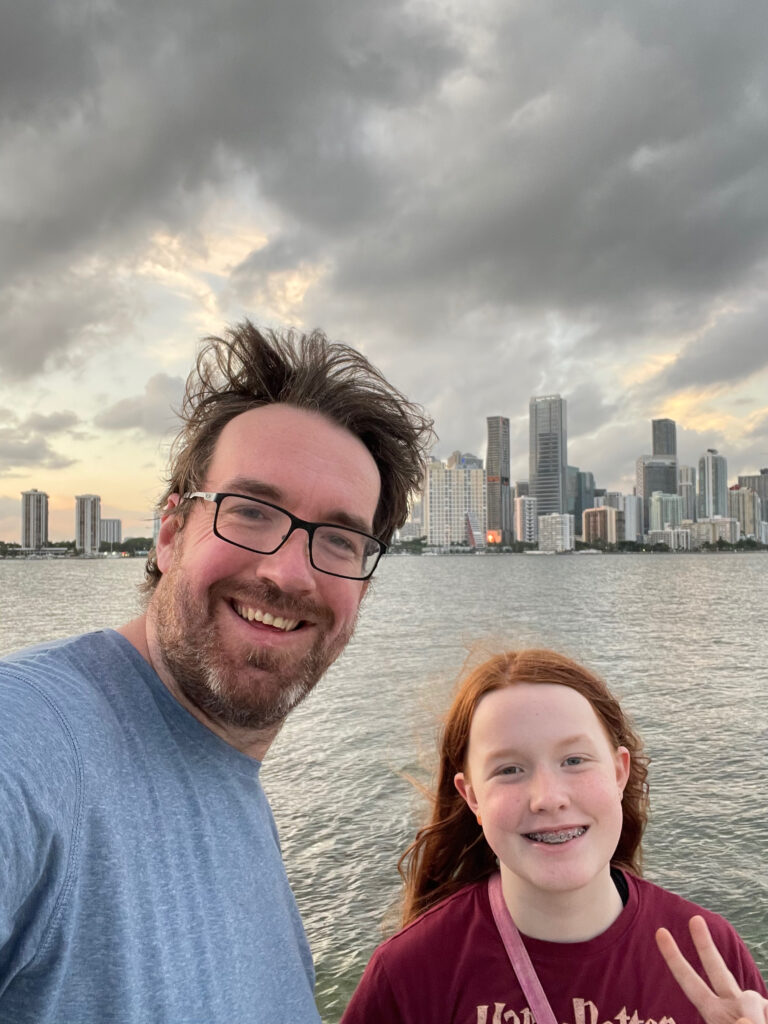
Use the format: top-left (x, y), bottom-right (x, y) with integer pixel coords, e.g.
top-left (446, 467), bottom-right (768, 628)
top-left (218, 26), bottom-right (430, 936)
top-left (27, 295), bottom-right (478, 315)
top-left (341, 873), bottom-right (766, 1024)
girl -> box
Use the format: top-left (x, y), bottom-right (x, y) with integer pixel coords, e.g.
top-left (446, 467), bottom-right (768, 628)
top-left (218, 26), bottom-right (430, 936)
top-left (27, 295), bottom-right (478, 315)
top-left (341, 649), bottom-right (767, 1024)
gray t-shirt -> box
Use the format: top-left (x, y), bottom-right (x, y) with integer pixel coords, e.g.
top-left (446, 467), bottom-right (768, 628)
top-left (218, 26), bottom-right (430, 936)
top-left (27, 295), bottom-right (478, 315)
top-left (0, 630), bottom-right (321, 1024)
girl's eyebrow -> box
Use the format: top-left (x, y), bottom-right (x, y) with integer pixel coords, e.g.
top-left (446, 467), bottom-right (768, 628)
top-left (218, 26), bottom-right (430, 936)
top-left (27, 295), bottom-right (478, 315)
top-left (483, 734), bottom-right (596, 760)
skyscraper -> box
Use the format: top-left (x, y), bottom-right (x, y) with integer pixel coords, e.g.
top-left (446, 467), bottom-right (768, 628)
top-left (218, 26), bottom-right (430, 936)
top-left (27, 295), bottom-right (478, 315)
top-left (697, 449), bottom-right (728, 519)
top-left (737, 469), bottom-right (768, 511)
top-left (529, 395), bottom-right (567, 516)
top-left (21, 489), bottom-right (49, 549)
top-left (635, 455), bottom-right (677, 534)
top-left (678, 465), bottom-right (697, 521)
top-left (76, 494), bottom-right (102, 555)
top-left (652, 418), bottom-right (677, 457)
top-left (486, 416), bottom-right (512, 544)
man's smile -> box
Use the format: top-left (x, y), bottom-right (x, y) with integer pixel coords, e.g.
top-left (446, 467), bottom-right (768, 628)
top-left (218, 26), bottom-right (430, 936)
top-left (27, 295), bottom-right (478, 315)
top-left (232, 600), bottom-right (302, 632)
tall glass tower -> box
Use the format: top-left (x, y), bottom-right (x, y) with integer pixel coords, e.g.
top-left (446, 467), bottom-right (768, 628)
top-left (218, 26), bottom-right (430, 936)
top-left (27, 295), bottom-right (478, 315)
top-left (486, 416), bottom-right (512, 544)
top-left (529, 395), bottom-right (567, 516)
top-left (698, 449), bottom-right (728, 519)
top-left (652, 418), bottom-right (677, 457)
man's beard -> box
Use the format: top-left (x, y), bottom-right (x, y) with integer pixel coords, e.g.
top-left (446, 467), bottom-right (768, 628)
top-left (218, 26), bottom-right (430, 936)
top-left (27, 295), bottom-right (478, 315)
top-left (150, 565), bottom-right (356, 732)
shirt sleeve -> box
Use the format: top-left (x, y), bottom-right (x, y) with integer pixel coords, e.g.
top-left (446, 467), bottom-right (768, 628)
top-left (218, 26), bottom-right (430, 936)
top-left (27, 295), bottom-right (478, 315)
top-left (340, 949), bottom-right (407, 1024)
top-left (0, 672), bottom-right (80, 983)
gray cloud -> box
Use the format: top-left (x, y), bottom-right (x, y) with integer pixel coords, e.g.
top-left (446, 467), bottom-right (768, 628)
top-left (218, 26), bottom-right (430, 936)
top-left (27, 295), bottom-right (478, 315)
top-left (649, 301), bottom-right (768, 393)
top-left (2, 0), bottom-right (768, 487)
top-left (93, 373), bottom-right (185, 435)
top-left (0, 408), bottom-right (82, 473)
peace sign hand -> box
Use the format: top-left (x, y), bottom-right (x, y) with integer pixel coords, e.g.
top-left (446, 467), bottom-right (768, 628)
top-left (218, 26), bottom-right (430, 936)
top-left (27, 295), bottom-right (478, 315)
top-left (656, 915), bottom-right (768, 1024)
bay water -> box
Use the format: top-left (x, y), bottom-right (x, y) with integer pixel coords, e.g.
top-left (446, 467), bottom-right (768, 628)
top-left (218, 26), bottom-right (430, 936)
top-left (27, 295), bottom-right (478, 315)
top-left (1, 553), bottom-right (766, 1022)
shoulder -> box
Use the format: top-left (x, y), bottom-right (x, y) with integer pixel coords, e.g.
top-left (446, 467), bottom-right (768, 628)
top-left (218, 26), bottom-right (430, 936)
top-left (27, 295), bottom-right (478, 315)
top-left (370, 881), bottom-right (491, 965)
top-left (630, 874), bottom-right (765, 989)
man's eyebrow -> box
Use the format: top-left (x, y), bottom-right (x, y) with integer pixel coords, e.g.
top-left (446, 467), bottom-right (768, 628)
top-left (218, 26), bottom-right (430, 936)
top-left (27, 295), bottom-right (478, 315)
top-left (223, 477), bottom-right (376, 535)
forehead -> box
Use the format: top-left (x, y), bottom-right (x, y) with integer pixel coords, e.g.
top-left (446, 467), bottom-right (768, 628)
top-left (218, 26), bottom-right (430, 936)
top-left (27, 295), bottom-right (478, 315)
top-left (205, 403), bottom-right (382, 527)
top-left (469, 683), bottom-right (611, 752)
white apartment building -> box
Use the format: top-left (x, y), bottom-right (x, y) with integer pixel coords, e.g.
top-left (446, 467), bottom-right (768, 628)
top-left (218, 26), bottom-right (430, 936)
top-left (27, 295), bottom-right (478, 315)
top-left (688, 517), bottom-right (740, 547)
top-left (76, 494), bottom-right (102, 555)
top-left (424, 459), bottom-right (487, 547)
top-left (100, 518), bottom-right (123, 546)
top-left (538, 513), bottom-right (574, 552)
top-left (647, 528), bottom-right (691, 551)
top-left (21, 489), bottom-right (49, 549)
top-left (513, 495), bottom-right (538, 544)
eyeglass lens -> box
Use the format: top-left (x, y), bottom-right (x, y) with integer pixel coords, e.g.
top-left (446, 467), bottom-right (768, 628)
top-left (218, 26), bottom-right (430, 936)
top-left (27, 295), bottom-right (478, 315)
top-left (215, 495), bottom-right (380, 578)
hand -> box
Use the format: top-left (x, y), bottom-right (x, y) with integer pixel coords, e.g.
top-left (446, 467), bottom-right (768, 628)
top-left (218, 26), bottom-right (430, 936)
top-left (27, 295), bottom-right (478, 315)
top-left (656, 915), bottom-right (768, 1024)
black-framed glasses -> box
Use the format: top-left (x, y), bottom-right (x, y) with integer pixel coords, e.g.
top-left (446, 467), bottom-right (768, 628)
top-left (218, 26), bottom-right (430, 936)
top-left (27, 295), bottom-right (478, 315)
top-left (183, 492), bottom-right (386, 580)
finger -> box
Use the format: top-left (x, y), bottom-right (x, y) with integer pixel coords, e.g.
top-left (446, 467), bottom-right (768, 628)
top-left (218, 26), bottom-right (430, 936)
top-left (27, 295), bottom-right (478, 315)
top-left (688, 916), bottom-right (742, 1000)
top-left (655, 927), bottom-right (717, 1014)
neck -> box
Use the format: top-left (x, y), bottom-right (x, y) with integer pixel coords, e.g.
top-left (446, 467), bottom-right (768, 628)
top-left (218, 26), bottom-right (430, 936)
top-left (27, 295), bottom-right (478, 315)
top-left (499, 865), bottom-right (624, 942)
top-left (117, 615), bottom-right (280, 761)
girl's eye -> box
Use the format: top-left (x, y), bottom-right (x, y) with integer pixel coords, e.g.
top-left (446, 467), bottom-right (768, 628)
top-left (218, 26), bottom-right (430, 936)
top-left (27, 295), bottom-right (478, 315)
top-left (498, 765), bottom-right (522, 776)
top-left (563, 756), bottom-right (584, 767)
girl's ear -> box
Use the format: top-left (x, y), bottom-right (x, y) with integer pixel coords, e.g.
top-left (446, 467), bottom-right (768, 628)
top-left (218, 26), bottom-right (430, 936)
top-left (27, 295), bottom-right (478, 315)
top-left (615, 746), bottom-right (631, 791)
top-left (454, 772), bottom-right (479, 815)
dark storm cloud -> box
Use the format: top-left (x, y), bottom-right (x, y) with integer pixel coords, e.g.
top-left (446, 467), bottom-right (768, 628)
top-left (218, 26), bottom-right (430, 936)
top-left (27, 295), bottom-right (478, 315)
top-left (0, 0), bottom-right (458, 370)
top-left (93, 373), bottom-right (185, 435)
top-left (2, 0), bottom-right (767, 462)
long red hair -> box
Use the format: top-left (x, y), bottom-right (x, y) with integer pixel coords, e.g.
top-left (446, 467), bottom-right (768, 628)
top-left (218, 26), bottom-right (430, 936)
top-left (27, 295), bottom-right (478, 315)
top-left (398, 649), bottom-right (649, 926)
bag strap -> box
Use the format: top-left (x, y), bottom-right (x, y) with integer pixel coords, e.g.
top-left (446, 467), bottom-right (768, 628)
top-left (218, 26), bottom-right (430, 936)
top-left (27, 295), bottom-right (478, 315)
top-left (487, 873), bottom-right (558, 1024)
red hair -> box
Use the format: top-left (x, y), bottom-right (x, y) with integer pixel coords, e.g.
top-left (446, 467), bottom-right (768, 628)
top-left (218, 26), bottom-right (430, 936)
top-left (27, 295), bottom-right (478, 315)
top-left (398, 649), bottom-right (649, 927)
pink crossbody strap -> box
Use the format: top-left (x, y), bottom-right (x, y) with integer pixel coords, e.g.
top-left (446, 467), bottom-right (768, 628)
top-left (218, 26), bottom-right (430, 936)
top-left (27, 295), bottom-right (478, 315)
top-left (487, 873), bottom-right (558, 1024)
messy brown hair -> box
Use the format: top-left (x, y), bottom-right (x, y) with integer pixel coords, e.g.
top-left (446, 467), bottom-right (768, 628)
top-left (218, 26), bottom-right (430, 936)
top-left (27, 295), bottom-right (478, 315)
top-left (399, 649), bottom-right (650, 927)
top-left (144, 320), bottom-right (434, 588)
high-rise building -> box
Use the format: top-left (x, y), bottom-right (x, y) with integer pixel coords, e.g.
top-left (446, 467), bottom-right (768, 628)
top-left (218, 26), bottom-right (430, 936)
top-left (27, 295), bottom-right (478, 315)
top-left (636, 455), bottom-right (677, 534)
top-left (76, 494), bottom-right (102, 555)
top-left (728, 486), bottom-right (761, 539)
top-left (21, 489), bottom-right (49, 549)
top-left (485, 416), bottom-right (512, 545)
top-left (100, 518), bottom-right (123, 546)
top-left (583, 506), bottom-right (620, 546)
top-left (737, 469), bottom-right (768, 511)
top-left (678, 465), bottom-right (696, 521)
top-left (514, 481), bottom-right (529, 498)
top-left (538, 513), bottom-right (574, 552)
top-left (513, 495), bottom-right (538, 544)
top-left (652, 418), bottom-right (677, 457)
top-left (423, 459), bottom-right (487, 547)
top-left (697, 449), bottom-right (728, 519)
top-left (649, 492), bottom-right (683, 532)
top-left (622, 494), bottom-right (643, 543)
top-left (529, 395), bottom-right (567, 516)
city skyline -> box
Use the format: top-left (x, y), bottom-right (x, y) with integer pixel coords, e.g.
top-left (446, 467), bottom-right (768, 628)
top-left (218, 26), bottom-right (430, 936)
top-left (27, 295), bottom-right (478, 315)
top-left (3, 2), bottom-right (768, 540)
top-left (7, 404), bottom-right (768, 544)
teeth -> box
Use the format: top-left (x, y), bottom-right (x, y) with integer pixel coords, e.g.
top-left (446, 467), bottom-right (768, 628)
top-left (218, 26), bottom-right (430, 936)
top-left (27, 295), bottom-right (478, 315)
top-left (526, 827), bottom-right (586, 844)
top-left (234, 603), bottom-right (300, 632)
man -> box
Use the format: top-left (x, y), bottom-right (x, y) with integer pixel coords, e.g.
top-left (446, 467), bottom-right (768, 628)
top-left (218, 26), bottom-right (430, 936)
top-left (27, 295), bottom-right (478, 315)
top-left (0, 321), bottom-right (433, 1023)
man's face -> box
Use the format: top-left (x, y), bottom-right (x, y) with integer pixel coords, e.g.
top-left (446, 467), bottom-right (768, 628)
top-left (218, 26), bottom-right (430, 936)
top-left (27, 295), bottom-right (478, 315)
top-left (149, 403), bottom-right (381, 735)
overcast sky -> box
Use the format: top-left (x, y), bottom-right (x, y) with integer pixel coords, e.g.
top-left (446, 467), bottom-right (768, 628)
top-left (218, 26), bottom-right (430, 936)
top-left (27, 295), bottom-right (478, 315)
top-left (2, 0), bottom-right (767, 540)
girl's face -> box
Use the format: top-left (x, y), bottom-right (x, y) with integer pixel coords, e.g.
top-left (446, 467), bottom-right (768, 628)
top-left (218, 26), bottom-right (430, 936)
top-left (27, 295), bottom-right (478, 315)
top-left (454, 683), bottom-right (630, 908)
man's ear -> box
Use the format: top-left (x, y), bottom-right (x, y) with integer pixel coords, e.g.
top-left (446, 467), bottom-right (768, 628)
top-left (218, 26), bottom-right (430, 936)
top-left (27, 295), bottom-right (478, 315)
top-left (454, 772), bottom-right (479, 815)
top-left (155, 495), bottom-right (182, 574)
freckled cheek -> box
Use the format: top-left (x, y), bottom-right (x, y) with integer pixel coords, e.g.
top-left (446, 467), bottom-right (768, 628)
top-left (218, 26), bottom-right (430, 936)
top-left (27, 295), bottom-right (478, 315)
top-left (482, 789), bottom-right (529, 833)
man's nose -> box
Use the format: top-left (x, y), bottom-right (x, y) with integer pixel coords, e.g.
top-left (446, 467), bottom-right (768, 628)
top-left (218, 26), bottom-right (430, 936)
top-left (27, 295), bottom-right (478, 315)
top-left (254, 526), bottom-right (317, 594)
